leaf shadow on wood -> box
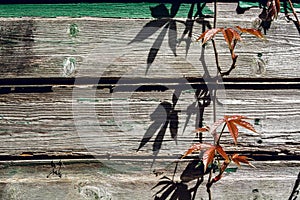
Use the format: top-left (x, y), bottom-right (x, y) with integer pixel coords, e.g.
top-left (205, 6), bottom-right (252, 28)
top-left (179, 18), bottom-right (213, 141)
top-left (235, 1), bottom-right (253, 14)
top-left (130, 3), bottom-right (214, 75)
top-left (152, 158), bottom-right (219, 199)
top-left (128, 19), bottom-right (169, 45)
top-left (129, 3), bottom-right (185, 75)
top-left (152, 175), bottom-right (203, 200)
top-left (137, 100), bottom-right (179, 156)
top-left (136, 3), bottom-right (215, 159)
top-left (143, 17), bottom-right (181, 74)
top-left (177, 3), bottom-right (213, 57)
top-left (181, 87), bottom-right (211, 142)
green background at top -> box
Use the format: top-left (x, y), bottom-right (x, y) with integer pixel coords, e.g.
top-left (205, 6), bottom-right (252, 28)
top-left (0, 2), bottom-right (298, 18)
top-left (0, 3), bottom-right (212, 18)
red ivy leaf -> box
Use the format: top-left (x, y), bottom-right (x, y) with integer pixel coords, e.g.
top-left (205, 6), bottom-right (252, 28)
top-left (209, 116), bottom-right (256, 144)
top-left (232, 153), bottom-right (255, 168)
top-left (233, 119), bottom-right (257, 133)
top-left (182, 144), bottom-right (225, 173)
top-left (236, 26), bottom-right (265, 39)
top-left (182, 143), bottom-right (212, 158)
top-left (196, 28), bottom-right (222, 44)
top-left (203, 146), bottom-right (217, 172)
top-left (224, 115), bottom-right (257, 144)
top-left (268, 0), bottom-right (280, 19)
top-left (222, 28), bottom-right (241, 50)
top-left (226, 119), bottom-right (239, 144)
top-left (215, 145), bottom-right (229, 161)
top-left (194, 126), bottom-right (210, 133)
top-left (203, 145), bottom-right (228, 172)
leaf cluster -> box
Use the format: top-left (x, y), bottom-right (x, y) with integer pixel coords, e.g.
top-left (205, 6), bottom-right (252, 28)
top-left (182, 115), bottom-right (256, 186)
top-left (197, 26), bottom-right (265, 76)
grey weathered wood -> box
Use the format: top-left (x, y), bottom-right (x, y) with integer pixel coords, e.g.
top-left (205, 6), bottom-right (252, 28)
top-left (0, 3), bottom-right (299, 199)
top-left (0, 160), bottom-right (299, 199)
top-left (0, 4), bottom-right (299, 79)
top-left (0, 86), bottom-right (299, 159)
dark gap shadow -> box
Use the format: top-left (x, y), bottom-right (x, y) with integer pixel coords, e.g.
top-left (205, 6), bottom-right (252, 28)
top-left (0, 86), bottom-right (53, 94)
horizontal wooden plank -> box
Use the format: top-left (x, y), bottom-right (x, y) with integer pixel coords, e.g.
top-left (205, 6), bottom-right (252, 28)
top-left (0, 160), bottom-right (299, 199)
top-left (0, 3), bottom-right (299, 79)
top-left (0, 86), bottom-right (299, 159)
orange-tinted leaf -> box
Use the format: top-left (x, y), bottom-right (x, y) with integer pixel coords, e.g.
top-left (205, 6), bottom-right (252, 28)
top-left (196, 28), bottom-right (222, 44)
top-left (232, 154), bottom-right (255, 168)
top-left (215, 145), bottom-right (229, 161)
top-left (224, 115), bottom-right (257, 144)
top-left (225, 115), bottom-right (247, 121)
top-left (236, 26), bottom-right (265, 39)
top-left (226, 120), bottom-right (239, 144)
top-left (222, 28), bottom-right (233, 49)
top-left (203, 146), bottom-right (216, 172)
top-left (222, 28), bottom-right (241, 50)
top-left (233, 119), bottom-right (257, 133)
top-left (182, 143), bottom-right (212, 158)
top-left (194, 126), bottom-right (210, 133)
top-left (268, 0), bottom-right (280, 19)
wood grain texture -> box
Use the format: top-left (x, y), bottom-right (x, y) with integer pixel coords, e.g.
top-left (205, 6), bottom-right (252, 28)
top-left (0, 160), bottom-right (299, 199)
top-left (0, 86), bottom-right (299, 159)
top-left (0, 3), bottom-right (299, 79)
top-left (0, 3), bottom-right (299, 199)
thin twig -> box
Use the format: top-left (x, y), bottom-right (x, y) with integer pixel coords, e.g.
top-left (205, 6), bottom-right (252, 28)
top-left (220, 55), bottom-right (238, 76)
top-left (288, 0), bottom-right (300, 25)
top-left (213, 0), bottom-right (217, 28)
top-left (216, 123), bottom-right (227, 145)
top-left (212, 40), bottom-right (222, 74)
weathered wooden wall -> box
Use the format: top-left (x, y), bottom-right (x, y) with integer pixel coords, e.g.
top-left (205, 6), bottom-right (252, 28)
top-left (0, 160), bottom-right (299, 199)
top-left (0, 2), bottom-right (299, 199)
top-left (0, 3), bottom-right (299, 157)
